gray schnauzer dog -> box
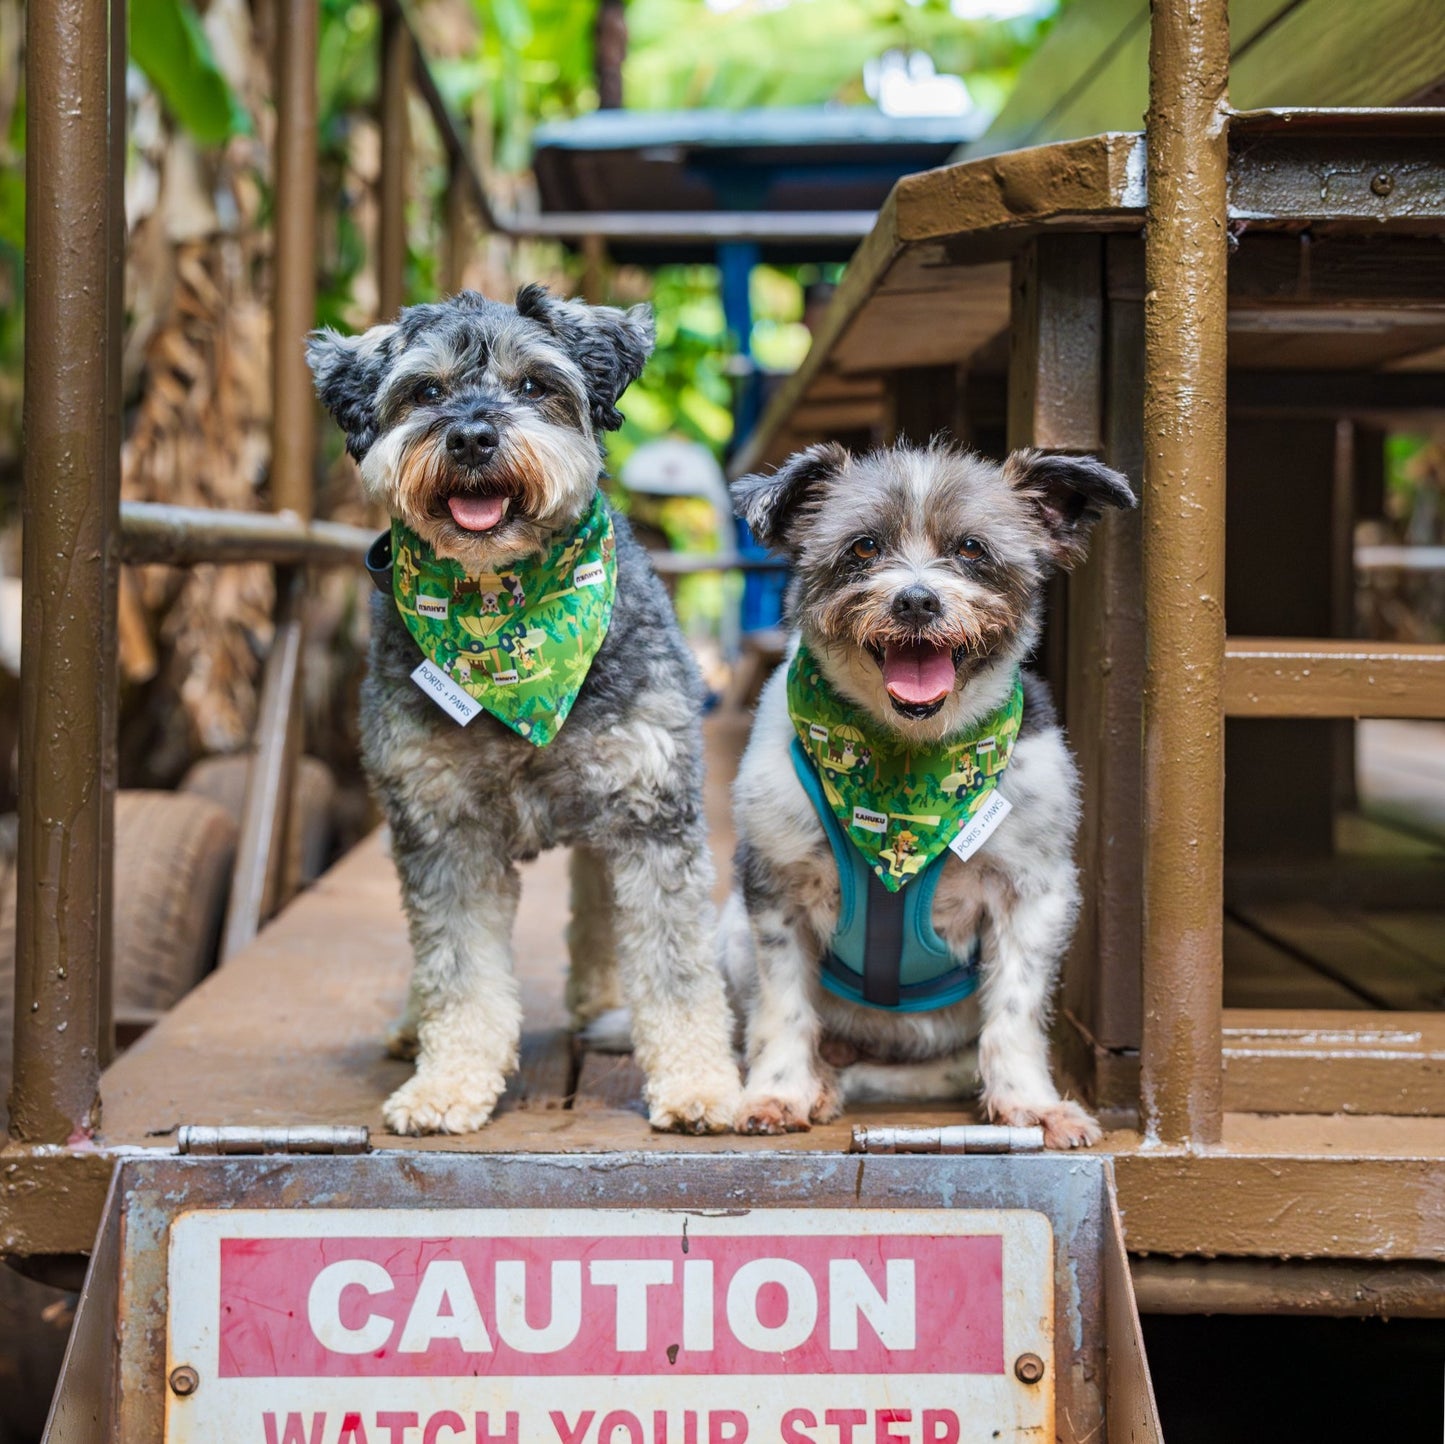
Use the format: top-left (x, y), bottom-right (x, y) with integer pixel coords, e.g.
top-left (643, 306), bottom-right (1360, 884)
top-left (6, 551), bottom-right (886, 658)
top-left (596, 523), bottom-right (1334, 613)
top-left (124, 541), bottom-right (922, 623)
top-left (307, 286), bottom-right (740, 1135)
top-left (724, 441), bottom-right (1134, 1149)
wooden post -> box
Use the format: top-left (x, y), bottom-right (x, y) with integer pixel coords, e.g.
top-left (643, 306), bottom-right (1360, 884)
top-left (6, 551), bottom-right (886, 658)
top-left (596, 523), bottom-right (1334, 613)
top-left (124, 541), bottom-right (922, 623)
top-left (1007, 234), bottom-right (1106, 717)
top-left (378, 0), bottom-right (410, 320)
top-left (11, 0), bottom-right (125, 1141)
top-left (1062, 235), bottom-right (1146, 1116)
top-left (1140, 0), bottom-right (1230, 1145)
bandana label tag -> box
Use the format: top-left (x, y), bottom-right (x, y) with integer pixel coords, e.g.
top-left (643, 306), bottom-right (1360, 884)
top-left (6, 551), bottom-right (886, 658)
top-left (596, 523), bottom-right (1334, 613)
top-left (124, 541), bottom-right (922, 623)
top-left (948, 789), bottom-right (1012, 863)
top-left (851, 805), bottom-right (888, 835)
top-left (416, 594), bottom-right (449, 621)
top-left (573, 560), bottom-right (607, 588)
top-left (411, 658), bottom-right (481, 726)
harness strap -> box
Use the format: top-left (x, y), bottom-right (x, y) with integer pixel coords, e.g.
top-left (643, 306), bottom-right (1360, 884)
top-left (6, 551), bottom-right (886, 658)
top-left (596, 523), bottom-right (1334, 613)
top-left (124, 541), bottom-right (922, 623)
top-left (789, 739), bottom-right (980, 1013)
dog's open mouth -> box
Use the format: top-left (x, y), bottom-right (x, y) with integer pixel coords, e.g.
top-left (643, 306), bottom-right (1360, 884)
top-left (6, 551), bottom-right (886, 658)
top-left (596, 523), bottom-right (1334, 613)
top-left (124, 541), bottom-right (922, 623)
top-left (869, 640), bottom-right (967, 718)
top-left (444, 491), bottom-right (513, 535)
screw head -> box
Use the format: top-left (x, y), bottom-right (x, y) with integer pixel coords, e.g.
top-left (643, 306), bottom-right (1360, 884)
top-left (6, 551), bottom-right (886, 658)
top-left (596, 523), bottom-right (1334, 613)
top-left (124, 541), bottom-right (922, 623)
top-left (169, 1365), bottom-right (199, 1397)
top-left (1371, 172), bottom-right (1395, 197)
top-left (1014, 1351), bottom-right (1046, 1385)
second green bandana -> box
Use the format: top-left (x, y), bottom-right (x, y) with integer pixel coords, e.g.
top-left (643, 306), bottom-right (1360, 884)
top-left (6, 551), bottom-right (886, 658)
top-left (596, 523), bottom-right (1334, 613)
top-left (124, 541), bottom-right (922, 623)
top-left (391, 491), bottom-right (617, 746)
top-left (787, 645), bottom-right (1024, 891)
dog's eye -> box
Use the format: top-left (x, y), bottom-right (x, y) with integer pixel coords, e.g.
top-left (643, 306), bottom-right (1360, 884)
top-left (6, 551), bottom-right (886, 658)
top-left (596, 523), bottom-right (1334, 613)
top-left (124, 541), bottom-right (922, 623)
top-left (414, 380), bottom-right (444, 406)
top-left (957, 536), bottom-right (986, 562)
top-left (519, 377), bottom-right (548, 400)
top-left (851, 537), bottom-right (879, 561)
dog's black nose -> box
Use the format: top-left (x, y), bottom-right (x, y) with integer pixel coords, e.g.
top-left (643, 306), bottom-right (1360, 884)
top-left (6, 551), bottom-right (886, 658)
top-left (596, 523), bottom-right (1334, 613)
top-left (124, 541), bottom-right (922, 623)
top-left (892, 585), bottom-right (942, 626)
top-left (446, 419), bottom-right (499, 468)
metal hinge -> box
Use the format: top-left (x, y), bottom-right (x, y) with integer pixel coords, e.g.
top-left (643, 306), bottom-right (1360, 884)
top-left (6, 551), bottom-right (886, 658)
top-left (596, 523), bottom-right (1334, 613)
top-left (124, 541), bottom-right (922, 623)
top-left (850, 1123), bottom-right (1044, 1155)
top-left (177, 1125), bottom-right (371, 1156)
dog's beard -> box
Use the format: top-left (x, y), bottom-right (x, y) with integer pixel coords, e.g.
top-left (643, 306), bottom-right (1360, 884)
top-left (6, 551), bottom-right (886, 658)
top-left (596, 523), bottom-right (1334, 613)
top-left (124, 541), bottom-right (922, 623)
top-left (360, 412), bottom-right (599, 569)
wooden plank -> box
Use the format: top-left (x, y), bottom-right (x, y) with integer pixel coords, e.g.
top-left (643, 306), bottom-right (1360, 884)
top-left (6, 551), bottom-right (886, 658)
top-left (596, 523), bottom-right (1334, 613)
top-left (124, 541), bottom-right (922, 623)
top-left (572, 1050), bottom-right (649, 1115)
top-left (983, 0), bottom-right (1441, 152)
top-left (1063, 247), bottom-right (1144, 1090)
top-left (1130, 1257), bottom-right (1445, 1317)
top-left (1007, 235), bottom-right (1104, 452)
top-left (1232, 900), bottom-right (1445, 1010)
top-left (1113, 1151), bottom-right (1445, 1260)
top-left (1225, 639), bottom-right (1445, 718)
top-left (1223, 916), bottom-right (1368, 1011)
top-left (1223, 1009), bottom-right (1445, 1116)
top-left (1231, 0), bottom-right (1445, 111)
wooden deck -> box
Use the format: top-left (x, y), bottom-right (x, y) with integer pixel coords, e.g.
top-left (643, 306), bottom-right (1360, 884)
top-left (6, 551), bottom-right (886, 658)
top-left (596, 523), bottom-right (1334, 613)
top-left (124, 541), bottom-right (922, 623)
top-left (80, 711), bottom-right (1445, 1270)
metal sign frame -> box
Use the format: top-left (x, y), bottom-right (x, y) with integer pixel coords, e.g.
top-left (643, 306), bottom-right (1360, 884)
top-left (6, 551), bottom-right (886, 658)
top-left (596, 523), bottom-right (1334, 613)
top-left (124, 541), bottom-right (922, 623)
top-left (43, 1152), bottom-right (1160, 1443)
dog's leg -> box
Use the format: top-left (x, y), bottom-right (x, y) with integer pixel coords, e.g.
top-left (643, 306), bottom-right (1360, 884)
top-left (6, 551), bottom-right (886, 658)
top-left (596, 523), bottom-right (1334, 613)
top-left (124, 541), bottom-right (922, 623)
top-left (566, 845), bottom-right (623, 1029)
top-left (977, 869), bottom-right (1100, 1149)
top-left (733, 861), bottom-right (839, 1133)
top-left (607, 838), bottom-right (740, 1134)
top-left (382, 840), bottom-right (523, 1136)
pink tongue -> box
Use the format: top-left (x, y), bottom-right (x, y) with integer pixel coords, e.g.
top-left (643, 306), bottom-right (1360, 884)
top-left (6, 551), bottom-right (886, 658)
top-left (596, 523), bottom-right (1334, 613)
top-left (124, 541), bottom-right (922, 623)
top-left (447, 494), bottom-right (506, 532)
top-left (882, 640), bottom-right (956, 705)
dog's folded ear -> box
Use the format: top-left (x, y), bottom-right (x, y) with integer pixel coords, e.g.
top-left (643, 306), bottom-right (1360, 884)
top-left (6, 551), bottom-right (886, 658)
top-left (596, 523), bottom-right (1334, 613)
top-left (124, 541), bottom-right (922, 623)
top-left (515, 284), bottom-right (655, 433)
top-left (732, 442), bottom-right (849, 559)
top-left (1003, 449), bottom-right (1137, 567)
top-left (306, 324), bottom-right (398, 461)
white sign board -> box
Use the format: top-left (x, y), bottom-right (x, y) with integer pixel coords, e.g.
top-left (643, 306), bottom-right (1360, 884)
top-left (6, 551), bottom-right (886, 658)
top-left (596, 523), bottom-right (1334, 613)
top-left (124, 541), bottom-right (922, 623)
top-left (165, 1207), bottom-right (1054, 1444)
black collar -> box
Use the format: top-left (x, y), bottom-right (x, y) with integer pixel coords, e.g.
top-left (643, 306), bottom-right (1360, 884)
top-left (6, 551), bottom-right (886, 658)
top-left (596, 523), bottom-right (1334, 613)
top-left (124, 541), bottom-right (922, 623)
top-left (364, 530), bottom-right (392, 594)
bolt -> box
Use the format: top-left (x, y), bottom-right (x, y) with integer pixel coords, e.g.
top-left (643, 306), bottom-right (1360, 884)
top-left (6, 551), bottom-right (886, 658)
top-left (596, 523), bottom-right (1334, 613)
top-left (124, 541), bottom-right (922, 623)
top-left (1014, 1352), bottom-right (1046, 1385)
top-left (169, 1365), bottom-right (199, 1397)
top-left (1370, 172), bottom-right (1394, 197)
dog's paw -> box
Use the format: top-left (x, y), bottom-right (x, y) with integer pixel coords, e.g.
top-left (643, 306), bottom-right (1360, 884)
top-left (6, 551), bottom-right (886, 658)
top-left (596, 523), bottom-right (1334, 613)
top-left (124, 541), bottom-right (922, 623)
top-left (987, 1095), bottom-right (1102, 1149)
top-left (735, 1081), bottom-right (840, 1135)
top-left (384, 1019), bottom-right (420, 1062)
top-left (647, 1068), bottom-right (741, 1136)
top-left (382, 1069), bottom-right (506, 1136)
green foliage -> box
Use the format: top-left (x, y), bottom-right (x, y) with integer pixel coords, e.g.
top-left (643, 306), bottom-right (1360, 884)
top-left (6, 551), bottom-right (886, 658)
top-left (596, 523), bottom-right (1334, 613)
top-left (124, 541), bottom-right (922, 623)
top-left (449, 0), bottom-right (597, 171)
top-left (130, 0), bottom-right (249, 145)
top-left (624, 0), bottom-right (1059, 116)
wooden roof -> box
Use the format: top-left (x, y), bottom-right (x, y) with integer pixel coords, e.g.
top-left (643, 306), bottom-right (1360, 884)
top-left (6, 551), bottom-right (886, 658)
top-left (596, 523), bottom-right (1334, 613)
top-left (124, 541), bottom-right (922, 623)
top-left (734, 108), bottom-right (1445, 474)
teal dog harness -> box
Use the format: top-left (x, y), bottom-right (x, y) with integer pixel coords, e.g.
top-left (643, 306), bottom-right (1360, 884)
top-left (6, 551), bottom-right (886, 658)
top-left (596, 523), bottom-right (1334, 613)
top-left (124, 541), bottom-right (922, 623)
top-left (791, 739), bottom-right (981, 1012)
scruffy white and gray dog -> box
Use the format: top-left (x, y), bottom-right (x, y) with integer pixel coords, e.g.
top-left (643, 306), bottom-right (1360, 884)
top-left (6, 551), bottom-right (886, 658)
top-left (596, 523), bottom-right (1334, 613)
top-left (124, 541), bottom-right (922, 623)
top-left (725, 441), bottom-right (1134, 1148)
top-left (308, 287), bottom-right (740, 1136)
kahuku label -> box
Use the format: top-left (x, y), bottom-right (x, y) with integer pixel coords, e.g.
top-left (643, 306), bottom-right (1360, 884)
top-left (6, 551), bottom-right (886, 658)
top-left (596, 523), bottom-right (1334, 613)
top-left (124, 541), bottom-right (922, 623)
top-left (572, 560), bottom-right (606, 588)
top-left (416, 595), bottom-right (449, 621)
top-left (411, 659), bottom-right (480, 726)
top-left (491, 670), bottom-right (519, 686)
top-left (809, 723), bottom-right (830, 742)
top-left (851, 805), bottom-right (889, 834)
top-left (948, 789), bottom-right (1012, 863)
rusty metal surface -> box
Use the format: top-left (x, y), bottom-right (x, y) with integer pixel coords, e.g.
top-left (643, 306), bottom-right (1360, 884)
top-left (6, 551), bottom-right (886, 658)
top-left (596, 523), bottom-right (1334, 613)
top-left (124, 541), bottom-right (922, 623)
top-left (1138, 0), bottom-right (1229, 1146)
top-left (1223, 638), bottom-right (1445, 718)
top-left (39, 1168), bottom-right (121, 1442)
top-left (95, 1152), bottom-right (1112, 1444)
top-left (377, 0), bottom-right (410, 320)
top-left (1104, 1182), bottom-right (1163, 1441)
top-left (119, 500), bottom-right (375, 567)
top-left (0, 1146), bottom-right (116, 1256)
top-left (270, 0), bottom-right (318, 521)
top-left (10, 0), bottom-right (125, 1145)
top-left (1130, 1255), bottom-right (1445, 1317)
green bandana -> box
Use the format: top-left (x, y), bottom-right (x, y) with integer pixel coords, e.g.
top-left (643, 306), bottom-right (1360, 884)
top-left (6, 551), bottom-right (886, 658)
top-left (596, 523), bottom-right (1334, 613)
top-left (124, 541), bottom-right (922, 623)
top-left (786, 646), bottom-right (1024, 892)
top-left (391, 491), bottom-right (617, 746)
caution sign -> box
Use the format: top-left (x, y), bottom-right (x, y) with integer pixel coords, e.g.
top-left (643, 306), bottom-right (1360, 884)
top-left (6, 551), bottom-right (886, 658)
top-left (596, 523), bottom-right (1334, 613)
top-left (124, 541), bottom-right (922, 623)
top-left (165, 1208), bottom-right (1054, 1443)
